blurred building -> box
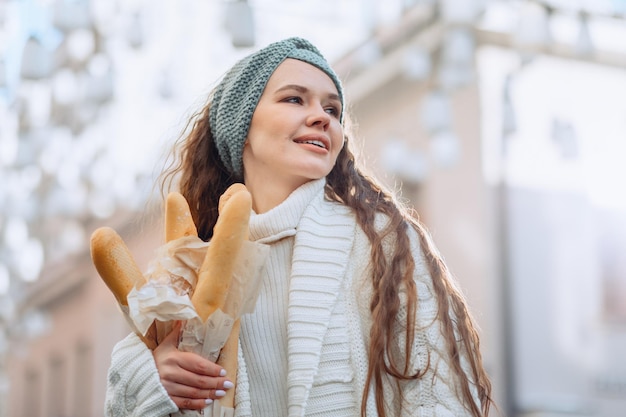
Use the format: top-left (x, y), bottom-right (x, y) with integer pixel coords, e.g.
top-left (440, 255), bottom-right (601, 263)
top-left (5, 214), bottom-right (163, 417)
top-left (2, 1), bottom-right (626, 417)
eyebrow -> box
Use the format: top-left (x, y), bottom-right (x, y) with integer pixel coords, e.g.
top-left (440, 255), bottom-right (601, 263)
top-left (274, 84), bottom-right (341, 102)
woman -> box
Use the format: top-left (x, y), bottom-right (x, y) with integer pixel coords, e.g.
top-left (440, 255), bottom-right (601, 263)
top-left (105, 37), bottom-right (493, 417)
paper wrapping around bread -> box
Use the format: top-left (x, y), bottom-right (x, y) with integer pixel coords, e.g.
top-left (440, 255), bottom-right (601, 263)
top-left (125, 236), bottom-right (267, 336)
top-left (127, 188), bottom-right (267, 353)
top-left (92, 187), bottom-right (266, 416)
top-left (167, 237), bottom-right (268, 417)
top-left (156, 191), bottom-right (200, 343)
top-left (175, 239), bottom-right (266, 355)
top-left (90, 191), bottom-right (198, 347)
top-left (172, 185), bottom-right (263, 417)
top-left (125, 235), bottom-right (205, 335)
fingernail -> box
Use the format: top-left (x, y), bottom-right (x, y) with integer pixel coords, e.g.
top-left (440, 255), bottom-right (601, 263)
top-left (219, 369), bottom-right (227, 377)
top-left (205, 399), bottom-right (213, 405)
top-left (224, 380), bottom-right (234, 389)
top-left (215, 390), bottom-right (226, 397)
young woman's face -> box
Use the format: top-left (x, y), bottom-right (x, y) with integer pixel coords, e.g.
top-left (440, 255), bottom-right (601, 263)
top-left (242, 58), bottom-right (343, 190)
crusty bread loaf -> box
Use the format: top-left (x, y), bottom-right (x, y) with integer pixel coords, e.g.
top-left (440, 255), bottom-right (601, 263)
top-left (90, 227), bottom-right (146, 306)
top-left (90, 227), bottom-right (157, 350)
top-left (165, 192), bottom-right (198, 241)
top-left (165, 186), bottom-right (247, 402)
top-left (191, 185), bottom-right (251, 322)
top-left (155, 191), bottom-right (199, 344)
top-left (218, 183), bottom-right (247, 214)
top-left (215, 184), bottom-right (248, 407)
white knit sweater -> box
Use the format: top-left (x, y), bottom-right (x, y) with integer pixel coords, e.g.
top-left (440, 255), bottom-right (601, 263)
top-left (104, 178), bottom-right (480, 417)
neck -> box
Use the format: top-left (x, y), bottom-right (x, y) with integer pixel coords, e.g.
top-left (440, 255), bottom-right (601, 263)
top-left (244, 175), bottom-right (310, 214)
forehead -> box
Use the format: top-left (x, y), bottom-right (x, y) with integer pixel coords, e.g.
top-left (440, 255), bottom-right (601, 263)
top-left (266, 58), bottom-right (338, 95)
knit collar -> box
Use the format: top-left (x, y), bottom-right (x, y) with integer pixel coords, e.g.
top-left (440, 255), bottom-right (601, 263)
top-left (248, 178), bottom-right (326, 244)
top-left (285, 184), bottom-right (356, 416)
top-left (235, 180), bottom-right (357, 417)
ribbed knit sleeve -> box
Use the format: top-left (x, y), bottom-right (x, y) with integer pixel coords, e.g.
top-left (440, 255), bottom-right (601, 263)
top-left (105, 332), bottom-right (178, 417)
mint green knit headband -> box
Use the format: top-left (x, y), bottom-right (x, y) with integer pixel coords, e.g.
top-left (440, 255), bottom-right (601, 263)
top-left (209, 37), bottom-right (344, 179)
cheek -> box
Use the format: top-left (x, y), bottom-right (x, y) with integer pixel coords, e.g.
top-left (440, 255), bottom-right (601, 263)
top-left (242, 135), bottom-right (277, 169)
top-left (331, 127), bottom-right (344, 154)
top-left (247, 118), bottom-right (284, 148)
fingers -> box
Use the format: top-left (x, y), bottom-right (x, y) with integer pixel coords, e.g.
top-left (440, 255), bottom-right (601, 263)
top-left (159, 363), bottom-right (230, 390)
top-left (162, 376), bottom-right (233, 396)
top-left (170, 396), bottom-right (212, 411)
top-left (160, 373), bottom-right (232, 402)
top-left (176, 350), bottom-right (225, 376)
top-left (153, 322), bottom-right (234, 410)
top-left (170, 394), bottom-right (230, 411)
top-left (161, 370), bottom-right (233, 410)
top-left (154, 323), bottom-right (225, 380)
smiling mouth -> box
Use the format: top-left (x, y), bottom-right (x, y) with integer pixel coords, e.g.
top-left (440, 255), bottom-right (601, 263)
top-left (294, 139), bottom-right (328, 149)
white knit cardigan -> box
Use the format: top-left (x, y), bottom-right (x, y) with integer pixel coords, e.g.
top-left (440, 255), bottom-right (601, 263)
top-left (104, 179), bottom-right (479, 417)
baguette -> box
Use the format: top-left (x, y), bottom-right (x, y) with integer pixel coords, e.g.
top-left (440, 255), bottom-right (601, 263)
top-left (191, 185), bottom-right (251, 322)
top-left (165, 192), bottom-right (198, 241)
top-left (156, 191), bottom-right (199, 344)
top-left (218, 183), bottom-right (247, 214)
top-left (90, 227), bottom-right (146, 306)
top-left (90, 227), bottom-right (157, 350)
top-left (204, 183), bottom-right (249, 408)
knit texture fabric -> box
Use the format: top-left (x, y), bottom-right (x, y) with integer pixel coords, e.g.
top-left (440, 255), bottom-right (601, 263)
top-left (238, 179), bottom-right (311, 415)
top-left (105, 332), bottom-right (178, 417)
top-left (238, 178), bottom-right (358, 416)
top-left (103, 179), bottom-right (482, 417)
top-left (209, 37), bottom-right (344, 179)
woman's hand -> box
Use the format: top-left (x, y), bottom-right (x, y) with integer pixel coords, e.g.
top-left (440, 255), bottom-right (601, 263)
top-left (153, 322), bottom-right (234, 410)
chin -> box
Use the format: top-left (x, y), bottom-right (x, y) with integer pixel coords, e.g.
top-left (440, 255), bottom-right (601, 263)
top-left (302, 164), bottom-right (334, 178)
top-left (303, 171), bottom-right (331, 182)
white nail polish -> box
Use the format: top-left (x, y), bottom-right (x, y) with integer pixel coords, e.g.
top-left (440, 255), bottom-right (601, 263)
top-left (215, 390), bottom-right (226, 397)
top-left (224, 380), bottom-right (234, 389)
top-left (205, 399), bottom-right (213, 405)
top-left (219, 369), bottom-right (227, 377)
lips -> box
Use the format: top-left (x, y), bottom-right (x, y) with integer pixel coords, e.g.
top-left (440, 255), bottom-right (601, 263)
top-left (293, 135), bottom-right (330, 150)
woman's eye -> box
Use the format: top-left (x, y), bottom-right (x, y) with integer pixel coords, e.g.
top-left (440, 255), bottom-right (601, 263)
top-left (325, 106), bottom-right (340, 117)
top-left (284, 96), bottom-right (302, 104)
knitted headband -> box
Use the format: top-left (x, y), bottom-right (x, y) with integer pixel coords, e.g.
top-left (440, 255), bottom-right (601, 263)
top-left (209, 37), bottom-right (344, 179)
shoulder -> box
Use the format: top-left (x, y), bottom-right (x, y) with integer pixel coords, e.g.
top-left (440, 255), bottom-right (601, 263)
top-left (352, 211), bottom-right (427, 265)
top-left (348, 210), bottom-right (430, 291)
top-left (349, 210), bottom-right (436, 311)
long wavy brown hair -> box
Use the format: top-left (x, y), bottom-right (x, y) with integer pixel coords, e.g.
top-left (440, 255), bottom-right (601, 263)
top-left (160, 95), bottom-right (494, 417)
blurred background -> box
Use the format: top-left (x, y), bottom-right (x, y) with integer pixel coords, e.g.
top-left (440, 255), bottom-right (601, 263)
top-left (1, 0), bottom-right (626, 416)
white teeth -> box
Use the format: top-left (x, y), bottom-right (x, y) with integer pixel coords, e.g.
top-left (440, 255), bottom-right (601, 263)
top-left (298, 140), bottom-right (325, 148)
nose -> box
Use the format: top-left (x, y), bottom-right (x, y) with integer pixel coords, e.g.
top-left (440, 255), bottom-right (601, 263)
top-left (307, 104), bottom-right (330, 130)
